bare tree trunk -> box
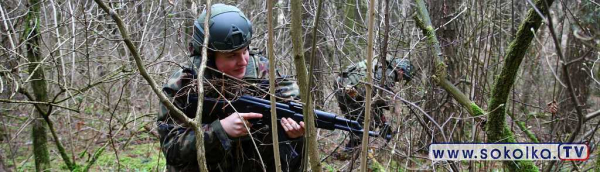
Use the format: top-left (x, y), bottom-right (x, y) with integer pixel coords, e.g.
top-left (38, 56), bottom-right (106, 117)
top-left (341, 0), bottom-right (367, 63)
top-left (558, 2), bottom-right (592, 133)
top-left (360, 0), bottom-right (375, 171)
top-left (378, 0), bottom-right (390, 93)
top-left (414, 0), bottom-right (482, 117)
top-left (24, 0), bottom-right (51, 171)
top-left (426, 0), bottom-right (462, 143)
top-left (413, 0), bottom-right (551, 170)
top-left (267, 1), bottom-right (282, 171)
top-left (290, 0), bottom-right (321, 171)
top-left (184, 0), bottom-right (194, 44)
top-left (303, 0), bottom-right (325, 109)
top-left (486, 0), bottom-right (553, 171)
top-left (0, 149), bottom-right (9, 172)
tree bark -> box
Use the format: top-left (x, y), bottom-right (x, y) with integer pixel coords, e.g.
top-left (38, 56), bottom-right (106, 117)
top-left (414, 0), bottom-right (552, 170)
top-left (341, 0), bottom-right (367, 64)
top-left (0, 149), bottom-right (9, 172)
top-left (486, 0), bottom-right (553, 171)
top-left (414, 0), bottom-right (482, 117)
top-left (558, 2), bottom-right (591, 133)
top-left (290, 0), bottom-right (321, 171)
top-left (184, 0), bottom-right (194, 44)
top-left (378, 0), bottom-right (390, 94)
top-left (360, 0), bottom-right (375, 171)
top-left (24, 0), bottom-right (51, 171)
top-left (303, 0), bottom-right (325, 109)
top-left (426, 0), bottom-right (461, 143)
top-left (267, 1), bottom-right (282, 171)
top-left (193, 0), bottom-right (211, 171)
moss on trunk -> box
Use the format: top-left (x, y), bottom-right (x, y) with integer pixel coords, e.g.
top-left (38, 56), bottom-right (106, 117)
top-left (470, 103), bottom-right (484, 116)
top-left (486, 0), bottom-right (553, 171)
top-left (24, 0), bottom-right (51, 170)
top-left (290, 0), bottom-right (321, 171)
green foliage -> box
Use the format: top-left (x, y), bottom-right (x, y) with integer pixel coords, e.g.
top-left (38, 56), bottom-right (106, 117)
top-left (323, 163), bottom-right (336, 172)
top-left (11, 143), bottom-right (165, 171)
top-left (508, 113), bottom-right (540, 143)
top-left (388, 160), bottom-right (405, 172)
top-left (596, 153), bottom-right (600, 172)
top-left (369, 158), bottom-right (385, 172)
top-left (84, 104), bottom-right (94, 114)
top-left (94, 143), bottom-right (165, 171)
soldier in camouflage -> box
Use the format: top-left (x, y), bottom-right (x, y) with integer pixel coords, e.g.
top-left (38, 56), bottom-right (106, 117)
top-left (334, 58), bottom-right (413, 152)
top-left (158, 4), bottom-right (303, 172)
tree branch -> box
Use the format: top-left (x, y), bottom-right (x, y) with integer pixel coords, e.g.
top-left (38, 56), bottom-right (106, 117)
top-left (192, 0), bottom-right (211, 171)
top-left (485, 0), bottom-right (553, 171)
top-left (92, 0), bottom-right (195, 127)
top-left (508, 113), bottom-right (540, 143)
top-left (18, 88), bottom-right (76, 171)
top-left (414, 0), bottom-right (481, 117)
top-left (585, 109), bottom-right (600, 121)
top-left (0, 98), bottom-right (79, 113)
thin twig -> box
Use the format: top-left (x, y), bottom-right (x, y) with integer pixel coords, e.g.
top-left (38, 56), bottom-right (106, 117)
top-left (92, 0), bottom-right (195, 128)
top-left (0, 98), bottom-right (79, 113)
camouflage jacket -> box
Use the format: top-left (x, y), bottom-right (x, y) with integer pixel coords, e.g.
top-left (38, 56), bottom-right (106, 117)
top-left (158, 48), bottom-right (303, 172)
top-left (336, 59), bottom-right (400, 99)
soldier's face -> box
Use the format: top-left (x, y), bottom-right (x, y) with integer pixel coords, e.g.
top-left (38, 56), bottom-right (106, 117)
top-left (394, 69), bottom-right (406, 82)
top-left (215, 47), bottom-right (249, 79)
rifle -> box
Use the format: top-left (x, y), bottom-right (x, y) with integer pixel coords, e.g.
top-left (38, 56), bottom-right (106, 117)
top-left (199, 95), bottom-right (392, 140)
top-left (179, 68), bottom-right (391, 140)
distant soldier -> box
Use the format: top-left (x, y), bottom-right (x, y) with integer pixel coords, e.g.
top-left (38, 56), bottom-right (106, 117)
top-left (334, 58), bottom-right (413, 152)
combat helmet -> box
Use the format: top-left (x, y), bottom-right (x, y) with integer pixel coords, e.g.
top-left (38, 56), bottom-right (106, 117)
top-left (190, 4), bottom-right (253, 55)
top-left (390, 58), bottom-right (413, 82)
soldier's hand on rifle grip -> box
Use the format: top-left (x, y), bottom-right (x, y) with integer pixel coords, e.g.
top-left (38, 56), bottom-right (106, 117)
top-left (281, 117), bottom-right (305, 139)
top-left (221, 112), bottom-right (263, 138)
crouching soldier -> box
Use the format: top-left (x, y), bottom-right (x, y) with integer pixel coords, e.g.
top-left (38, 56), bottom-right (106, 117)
top-left (334, 58), bottom-right (413, 153)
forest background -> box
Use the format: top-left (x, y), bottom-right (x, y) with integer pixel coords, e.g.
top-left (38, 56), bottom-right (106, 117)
top-left (0, 0), bottom-right (599, 171)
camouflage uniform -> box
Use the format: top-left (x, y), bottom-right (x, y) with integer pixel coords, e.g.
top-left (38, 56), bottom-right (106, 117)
top-left (158, 48), bottom-right (303, 172)
top-left (334, 58), bottom-right (412, 150)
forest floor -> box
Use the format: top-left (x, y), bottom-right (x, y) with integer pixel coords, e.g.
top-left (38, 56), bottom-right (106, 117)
top-left (3, 130), bottom-right (408, 172)
top-left (3, 140), bottom-right (165, 171)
